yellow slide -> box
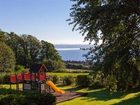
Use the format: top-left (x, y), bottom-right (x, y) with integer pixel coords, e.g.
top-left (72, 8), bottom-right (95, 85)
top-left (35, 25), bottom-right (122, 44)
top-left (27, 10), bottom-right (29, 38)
top-left (46, 80), bottom-right (65, 94)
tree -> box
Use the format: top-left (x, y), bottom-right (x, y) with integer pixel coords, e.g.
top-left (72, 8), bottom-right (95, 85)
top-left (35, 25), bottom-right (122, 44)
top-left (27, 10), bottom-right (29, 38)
top-left (0, 42), bottom-right (15, 72)
top-left (7, 33), bottom-right (41, 67)
top-left (0, 30), bottom-right (6, 42)
top-left (20, 35), bottom-right (41, 66)
top-left (69, 0), bottom-right (140, 90)
top-left (5, 32), bottom-right (65, 70)
top-left (40, 41), bottom-right (65, 71)
top-left (6, 32), bottom-right (24, 65)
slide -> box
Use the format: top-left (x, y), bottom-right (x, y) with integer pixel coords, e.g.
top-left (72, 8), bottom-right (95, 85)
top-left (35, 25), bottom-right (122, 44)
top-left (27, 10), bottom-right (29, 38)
top-left (46, 80), bottom-right (65, 94)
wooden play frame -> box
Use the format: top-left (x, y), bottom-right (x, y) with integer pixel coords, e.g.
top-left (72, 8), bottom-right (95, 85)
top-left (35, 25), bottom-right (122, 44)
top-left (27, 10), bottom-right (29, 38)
top-left (10, 64), bottom-right (51, 93)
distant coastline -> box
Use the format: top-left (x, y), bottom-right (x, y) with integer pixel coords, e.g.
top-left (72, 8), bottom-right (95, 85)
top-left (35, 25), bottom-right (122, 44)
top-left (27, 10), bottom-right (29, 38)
top-left (55, 44), bottom-right (92, 48)
top-left (55, 44), bottom-right (92, 61)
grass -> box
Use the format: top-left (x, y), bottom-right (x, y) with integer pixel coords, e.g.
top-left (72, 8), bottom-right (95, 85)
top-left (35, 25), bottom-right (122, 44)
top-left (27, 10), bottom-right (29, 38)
top-left (1, 71), bottom-right (140, 105)
top-left (48, 72), bottom-right (89, 77)
top-left (0, 84), bottom-right (23, 90)
top-left (1, 84), bottom-right (140, 105)
top-left (57, 86), bottom-right (140, 105)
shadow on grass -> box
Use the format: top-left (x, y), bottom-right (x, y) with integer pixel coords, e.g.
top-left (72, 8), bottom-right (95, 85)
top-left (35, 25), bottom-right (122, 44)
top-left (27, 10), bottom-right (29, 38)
top-left (57, 84), bottom-right (84, 91)
top-left (54, 85), bottom-right (140, 104)
top-left (113, 94), bottom-right (140, 105)
top-left (82, 89), bottom-right (125, 101)
top-left (71, 87), bottom-right (140, 103)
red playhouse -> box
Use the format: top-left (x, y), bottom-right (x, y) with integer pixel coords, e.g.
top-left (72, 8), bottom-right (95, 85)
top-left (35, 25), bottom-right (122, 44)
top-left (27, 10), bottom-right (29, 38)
top-left (10, 64), bottom-right (64, 94)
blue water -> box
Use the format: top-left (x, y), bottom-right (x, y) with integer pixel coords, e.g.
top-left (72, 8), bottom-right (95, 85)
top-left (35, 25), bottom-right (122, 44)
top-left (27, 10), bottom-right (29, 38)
top-left (55, 44), bottom-right (91, 61)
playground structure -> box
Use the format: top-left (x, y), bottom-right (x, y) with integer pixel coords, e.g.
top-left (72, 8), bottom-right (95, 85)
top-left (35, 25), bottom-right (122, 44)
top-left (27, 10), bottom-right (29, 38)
top-left (9, 64), bottom-right (65, 94)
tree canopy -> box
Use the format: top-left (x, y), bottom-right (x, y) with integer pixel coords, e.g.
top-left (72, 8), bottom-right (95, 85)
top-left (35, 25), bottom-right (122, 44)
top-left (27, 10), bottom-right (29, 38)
top-left (69, 0), bottom-right (140, 90)
top-left (0, 42), bottom-right (15, 72)
top-left (0, 30), bottom-right (65, 71)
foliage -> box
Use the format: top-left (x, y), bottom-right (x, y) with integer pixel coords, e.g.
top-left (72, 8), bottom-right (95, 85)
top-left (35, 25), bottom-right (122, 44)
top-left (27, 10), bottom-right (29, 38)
top-left (15, 65), bottom-right (27, 72)
top-left (106, 74), bottom-right (118, 92)
top-left (0, 74), bottom-right (10, 84)
top-left (66, 63), bottom-right (89, 69)
top-left (69, 0), bottom-right (140, 90)
top-left (76, 75), bottom-right (90, 87)
top-left (65, 61), bottom-right (90, 70)
top-left (3, 31), bottom-right (64, 71)
top-left (41, 41), bottom-right (65, 71)
top-left (0, 88), bottom-right (56, 105)
top-left (57, 86), bottom-right (140, 105)
top-left (43, 59), bottom-right (65, 71)
top-left (63, 76), bottom-right (75, 86)
top-left (51, 75), bottom-right (59, 84)
top-left (89, 71), bottom-right (104, 89)
top-left (6, 33), bottom-right (41, 67)
top-left (0, 31), bottom-right (6, 42)
top-left (0, 42), bottom-right (15, 72)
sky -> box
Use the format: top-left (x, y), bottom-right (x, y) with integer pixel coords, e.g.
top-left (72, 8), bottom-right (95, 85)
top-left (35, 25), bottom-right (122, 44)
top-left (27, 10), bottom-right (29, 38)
top-left (0, 0), bottom-right (88, 44)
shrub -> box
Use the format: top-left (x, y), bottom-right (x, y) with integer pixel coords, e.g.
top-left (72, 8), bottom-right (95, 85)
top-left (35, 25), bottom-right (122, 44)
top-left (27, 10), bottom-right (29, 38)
top-left (51, 75), bottom-right (59, 84)
top-left (0, 89), bottom-right (56, 105)
top-left (105, 74), bottom-right (118, 92)
top-left (63, 76), bottom-right (75, 86)
top-left (0, 74), bottom-right (10, 84)
top-left (76, 75), bottom-right (92, 87)
top-left (3, 74), bottom-right (10, 84)
top-left (89, 71), bottom-right (105, 89)
top-left (15, 65), bottom-right (26, 72)
top-left (0, 75), bottom-right (3, 84)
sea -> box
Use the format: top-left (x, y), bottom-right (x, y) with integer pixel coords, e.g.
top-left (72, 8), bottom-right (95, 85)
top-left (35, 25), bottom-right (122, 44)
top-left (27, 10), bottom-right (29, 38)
top-left (55, 44), bottom-right (92, 61)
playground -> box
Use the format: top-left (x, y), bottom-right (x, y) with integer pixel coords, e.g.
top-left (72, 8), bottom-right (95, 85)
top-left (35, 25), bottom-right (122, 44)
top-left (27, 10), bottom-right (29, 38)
top-left (1, 64), bottom-right (140, 105)
top-left (1, 64), bottom-right (86, 103)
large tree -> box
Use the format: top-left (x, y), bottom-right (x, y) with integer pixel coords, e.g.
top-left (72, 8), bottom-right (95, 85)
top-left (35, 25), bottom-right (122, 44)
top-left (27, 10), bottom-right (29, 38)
top-left (0, 42), bottom-right (15, 72)
top-left (20, 35), bottom-right (41, 66)
top-left (40, 41), bottom-right (65, 71)
top-left (5, 32), bottom-right (65, 70)
top-left (69, 0), bottom-right (140, 90)
top-left (0, 30), bottom-right (6, 42)
top-left (6, 33), bottom-right (41, 67)
top-left (6, 32), bottom-right (23, 65)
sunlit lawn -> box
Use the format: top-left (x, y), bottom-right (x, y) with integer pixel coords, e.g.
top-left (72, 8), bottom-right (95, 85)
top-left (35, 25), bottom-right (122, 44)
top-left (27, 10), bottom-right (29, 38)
top-left (0, 84), bottom-right (23, 90)
top-left (1, 84), bottom-right (140, 105)
top-left (58, 86), bottom-right (140, 105)
top-left (48, 72), bottom-right (88, 77)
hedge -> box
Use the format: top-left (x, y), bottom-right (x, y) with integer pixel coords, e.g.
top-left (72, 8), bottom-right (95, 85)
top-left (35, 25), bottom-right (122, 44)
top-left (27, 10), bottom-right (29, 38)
top-left (0, 88), bottom-right (56, 105)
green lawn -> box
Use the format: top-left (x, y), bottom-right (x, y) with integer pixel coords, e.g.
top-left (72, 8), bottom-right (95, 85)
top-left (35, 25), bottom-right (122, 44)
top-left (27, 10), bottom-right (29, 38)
top-left (48, 72), bottom-right (88, 77)
top-left (57, 86), bottom-right (140, 105)
top-left (1, 84), bottom-right (140, 105)
top-left (0, 84), bottom-right (23, 89)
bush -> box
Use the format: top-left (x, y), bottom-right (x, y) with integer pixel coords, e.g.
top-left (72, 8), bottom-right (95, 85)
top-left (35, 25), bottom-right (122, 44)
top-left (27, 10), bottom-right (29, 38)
top-left (15, 65), bottom-right (26, 72)
top-left (76, 75), bottom-right (93, 87)
top-left (66, 63), bottom-right (90, 70)
top-left (3, 74), bottom-right (10, 84)
top-left (43, 59), bottom-right (65, 71)
top-left (89, 71), bottom-right (105, 89)
top-left (0, 74), bottom-right (10, 84)
top-left (105, 74), bottom-right (118, 92)
top-left (0, 88), bottom-right (56, 105)
top-left (51, 75), bottom-right (59, 84)
top-left (63, 76), bottom-right (75, 86)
